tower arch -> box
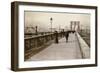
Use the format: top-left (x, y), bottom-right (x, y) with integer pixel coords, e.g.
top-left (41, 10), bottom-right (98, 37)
top-left (70, 21), bottom-right (80, 32)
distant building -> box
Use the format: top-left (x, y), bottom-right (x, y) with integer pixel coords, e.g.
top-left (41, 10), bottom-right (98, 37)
top-left (24, 26), bottom-right (35, 34)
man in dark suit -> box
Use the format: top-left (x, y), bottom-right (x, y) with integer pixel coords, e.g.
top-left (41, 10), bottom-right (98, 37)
top-left (65, 31), bottom-right (69, 42)
top-left (54, 31), bottom-right (59, 44)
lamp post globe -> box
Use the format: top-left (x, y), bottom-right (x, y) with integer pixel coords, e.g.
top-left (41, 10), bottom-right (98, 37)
top-left (50, 17), bottom-right (53, 33)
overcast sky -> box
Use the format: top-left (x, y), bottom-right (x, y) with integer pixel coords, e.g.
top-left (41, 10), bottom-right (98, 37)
top-left (25, 11), bottom-right (90, 31)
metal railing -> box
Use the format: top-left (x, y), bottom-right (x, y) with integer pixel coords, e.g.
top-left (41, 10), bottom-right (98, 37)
top-left (24, 32), bottom-right (63, 60)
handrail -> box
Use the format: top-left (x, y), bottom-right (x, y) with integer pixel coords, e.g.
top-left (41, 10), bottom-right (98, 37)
top-left (24, 32), bottom-right (63, 60)
top-left (76, 32), bottom-right (90, 59)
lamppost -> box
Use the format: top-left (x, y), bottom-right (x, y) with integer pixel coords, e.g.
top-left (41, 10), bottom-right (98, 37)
top-left (50, 17), bottom-right (53, 33)
top-left (70, 21), bottom-right (73, 31)
top-left (59, 24), bottom-right (61, 32)
top-left (35, 26), bottom-right (38, 35)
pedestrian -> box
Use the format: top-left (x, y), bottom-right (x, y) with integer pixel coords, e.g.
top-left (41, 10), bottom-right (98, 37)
top-left (72, 30), bottom-right (75, 33)
top-left (54, 31), bottom-right (59, 44)
top-left (65, 31), bottom-right (69, 42)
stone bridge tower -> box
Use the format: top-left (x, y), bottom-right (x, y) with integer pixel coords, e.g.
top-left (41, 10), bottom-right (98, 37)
top-left (70, 21), bottom-right (80, 32)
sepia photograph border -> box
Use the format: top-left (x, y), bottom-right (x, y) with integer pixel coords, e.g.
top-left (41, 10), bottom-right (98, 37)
top-left (11, 1), bottom-right (98, 71)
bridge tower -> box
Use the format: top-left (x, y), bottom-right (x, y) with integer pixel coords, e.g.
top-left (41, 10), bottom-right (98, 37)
top-left (70, 21), bottom-right (80, 32)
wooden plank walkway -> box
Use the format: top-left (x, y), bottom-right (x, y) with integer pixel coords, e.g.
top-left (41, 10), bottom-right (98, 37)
top-left (27, 33), bottom-right (82, 61)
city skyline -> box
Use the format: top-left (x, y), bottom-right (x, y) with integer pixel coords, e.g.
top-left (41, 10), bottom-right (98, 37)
top-left (25, 11), bottom-right (90, 32)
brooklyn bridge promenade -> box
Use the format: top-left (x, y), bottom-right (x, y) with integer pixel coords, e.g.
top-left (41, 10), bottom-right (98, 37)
top-left (25, 32), bottom-right (90, 61)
